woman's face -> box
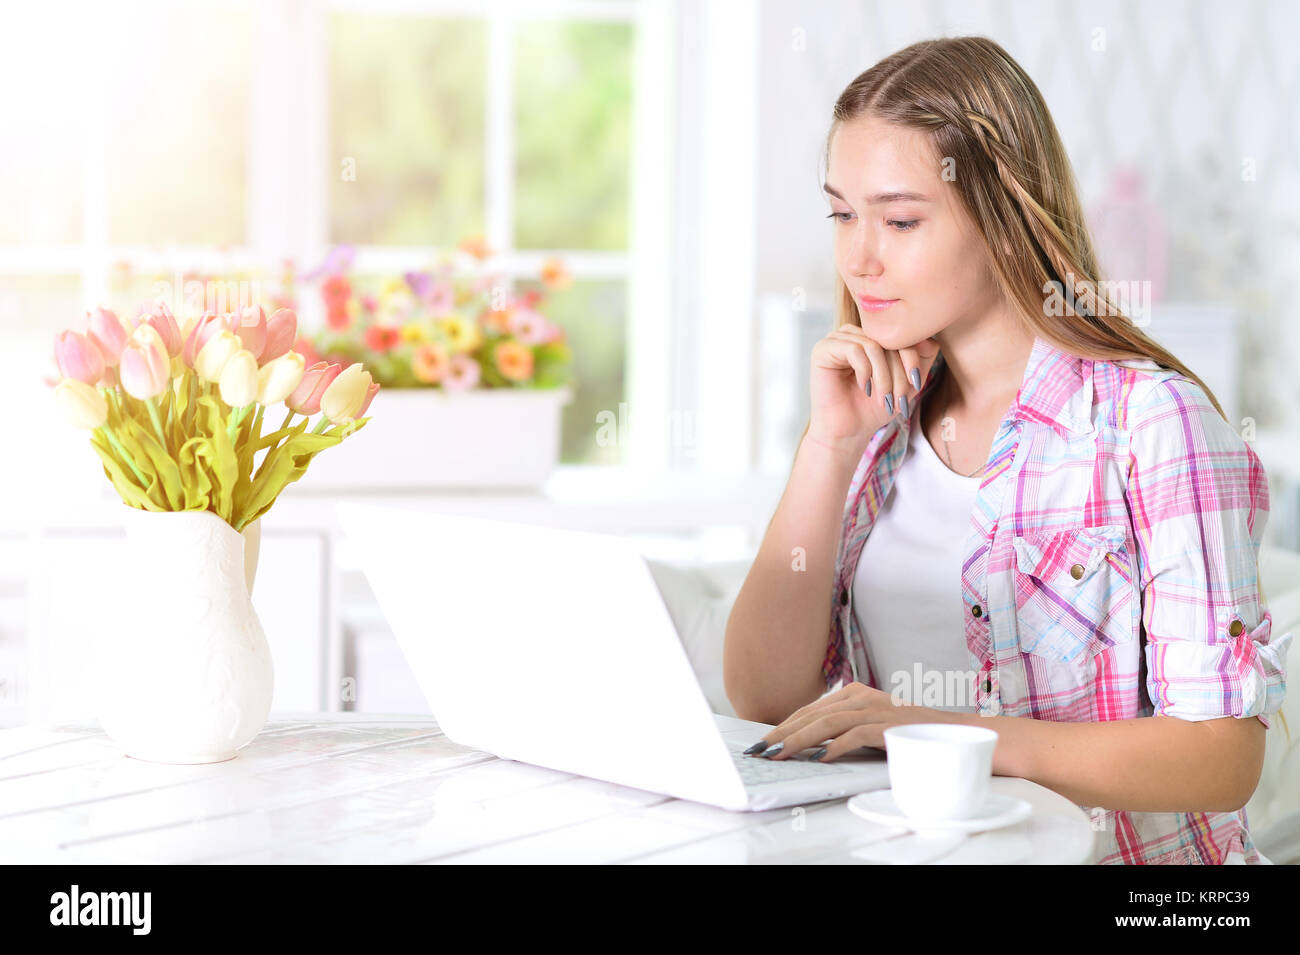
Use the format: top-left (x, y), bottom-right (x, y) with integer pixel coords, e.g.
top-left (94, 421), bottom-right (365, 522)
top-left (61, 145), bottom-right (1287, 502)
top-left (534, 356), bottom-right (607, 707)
top-left (825, 115), bottom-right (1002, 351)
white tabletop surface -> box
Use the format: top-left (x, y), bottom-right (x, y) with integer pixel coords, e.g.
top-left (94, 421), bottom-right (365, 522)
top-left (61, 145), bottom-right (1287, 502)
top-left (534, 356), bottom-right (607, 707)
top-left (0, 713), bottom-right (1096, 864)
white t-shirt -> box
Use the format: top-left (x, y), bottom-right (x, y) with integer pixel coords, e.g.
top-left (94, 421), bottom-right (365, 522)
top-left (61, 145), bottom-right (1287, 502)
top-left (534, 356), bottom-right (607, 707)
top-left (852, 400), bottom-right (981, 713)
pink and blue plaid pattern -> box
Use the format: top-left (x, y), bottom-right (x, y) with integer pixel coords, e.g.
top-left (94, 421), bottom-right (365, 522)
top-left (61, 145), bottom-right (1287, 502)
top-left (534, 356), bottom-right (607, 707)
top-left (823, 333), bottom-right (1291, 864)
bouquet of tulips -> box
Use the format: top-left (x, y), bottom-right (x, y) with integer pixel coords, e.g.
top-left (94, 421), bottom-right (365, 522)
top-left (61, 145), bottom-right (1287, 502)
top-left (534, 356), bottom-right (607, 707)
top-left (48, 301), bottom-right (378, 532)
top-left (295, 240), bottom-right (575, 392)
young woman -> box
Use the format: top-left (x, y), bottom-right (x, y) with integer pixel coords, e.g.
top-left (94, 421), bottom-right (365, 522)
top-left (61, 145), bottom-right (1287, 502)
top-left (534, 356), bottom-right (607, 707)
top-left (723, 36), bottom-right (1290, 865)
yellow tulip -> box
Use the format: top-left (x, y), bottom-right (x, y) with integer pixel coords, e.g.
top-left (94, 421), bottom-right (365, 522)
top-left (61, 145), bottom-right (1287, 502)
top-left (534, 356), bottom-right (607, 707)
top-left (219, 349), bottom-right (260, 408)
top-left (320, 363), bottom-right (376, 424)
top-left (54, 378), bottom-right (107, 429)
top-left (195, 329), bottom-right (242, 383)
top-left (257, 352), bottom-right (306, 406)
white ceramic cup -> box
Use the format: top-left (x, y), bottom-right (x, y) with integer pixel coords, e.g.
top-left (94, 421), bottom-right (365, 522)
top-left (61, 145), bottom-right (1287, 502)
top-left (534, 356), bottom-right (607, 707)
top-left (882, 723), bottom-right (999, 821)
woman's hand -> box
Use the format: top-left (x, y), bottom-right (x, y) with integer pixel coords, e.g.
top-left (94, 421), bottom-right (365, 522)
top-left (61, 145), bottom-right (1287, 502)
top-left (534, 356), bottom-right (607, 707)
top-left (807, 324), bottom-right (942, 455)
top-left (741, 681), bottom-right (952, 761)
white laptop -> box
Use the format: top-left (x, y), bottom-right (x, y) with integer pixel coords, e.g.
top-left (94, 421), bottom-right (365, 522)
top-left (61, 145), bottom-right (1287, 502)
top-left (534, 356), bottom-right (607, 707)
top-left (334, 502), bottom-right (891, 811)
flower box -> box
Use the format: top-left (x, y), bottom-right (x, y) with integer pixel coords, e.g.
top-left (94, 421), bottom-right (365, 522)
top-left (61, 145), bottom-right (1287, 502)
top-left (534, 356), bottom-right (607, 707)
top-left (294, 386), bottom-right (574, 490)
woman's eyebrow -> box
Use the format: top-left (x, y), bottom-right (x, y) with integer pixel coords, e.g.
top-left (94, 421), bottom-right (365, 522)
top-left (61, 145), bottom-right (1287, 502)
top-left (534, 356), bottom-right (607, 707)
top-left (822, 183), bottom-right (932, 203)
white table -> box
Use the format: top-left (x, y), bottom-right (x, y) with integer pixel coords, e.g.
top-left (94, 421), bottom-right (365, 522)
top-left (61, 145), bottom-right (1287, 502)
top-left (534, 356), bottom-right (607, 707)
top-left (0, 713), bottom-right (1096, 864)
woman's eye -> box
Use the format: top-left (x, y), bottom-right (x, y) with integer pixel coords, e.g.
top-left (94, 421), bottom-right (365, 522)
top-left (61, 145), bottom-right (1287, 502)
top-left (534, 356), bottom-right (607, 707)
top-left (823, 212), bottom-right (919, 232)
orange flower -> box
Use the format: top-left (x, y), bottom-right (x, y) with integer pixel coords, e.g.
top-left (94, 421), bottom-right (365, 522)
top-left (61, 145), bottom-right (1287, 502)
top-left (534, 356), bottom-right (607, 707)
top-left (457, 235), bottom-right (493, 261)
top-left (412, 342), bottom-right (450, 383)
top-left (539, 257), bottom-right (572, 290)
top-left (493, 340), bottom-right (533, 382)
top-left (481, 307), bottom-right (511, 333)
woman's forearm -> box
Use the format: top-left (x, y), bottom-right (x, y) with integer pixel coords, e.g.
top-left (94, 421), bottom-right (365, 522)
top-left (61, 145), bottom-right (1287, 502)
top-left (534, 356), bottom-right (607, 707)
top-left (949, 710), bottom-right (1267, 813)
top-left (724, 432), bottom-right (866, 724)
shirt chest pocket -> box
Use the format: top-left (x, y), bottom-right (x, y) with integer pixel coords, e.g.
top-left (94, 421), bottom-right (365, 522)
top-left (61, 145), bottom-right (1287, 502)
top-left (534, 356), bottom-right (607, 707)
top-left (1010, 523), bottom-right (1138, 664)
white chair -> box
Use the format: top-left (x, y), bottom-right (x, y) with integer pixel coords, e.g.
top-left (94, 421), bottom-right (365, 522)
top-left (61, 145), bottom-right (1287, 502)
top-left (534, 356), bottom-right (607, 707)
top-left (1248, 544), bottom-right (1300, 863)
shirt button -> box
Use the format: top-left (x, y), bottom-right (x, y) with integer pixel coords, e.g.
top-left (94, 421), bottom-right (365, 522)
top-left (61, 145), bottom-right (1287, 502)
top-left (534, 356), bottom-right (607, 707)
top-left (1229, 619), bottom-right (1244, 636)
top-left (1070, 563), bottom-right (1084, 579)
top-left (971, 604), bottom-right (982, 618)
top-left (840, 588), bottom-right (849, 606)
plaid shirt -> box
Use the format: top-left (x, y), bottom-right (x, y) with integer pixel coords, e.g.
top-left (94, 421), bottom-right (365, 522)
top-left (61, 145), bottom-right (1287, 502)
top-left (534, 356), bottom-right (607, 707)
top-left (823, 333), bottom-right (1291, 864)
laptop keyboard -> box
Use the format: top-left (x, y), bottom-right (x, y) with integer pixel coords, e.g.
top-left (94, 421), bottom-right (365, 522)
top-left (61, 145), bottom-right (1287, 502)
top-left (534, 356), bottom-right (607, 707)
top-left (729, 747), bottom-right (854, 786)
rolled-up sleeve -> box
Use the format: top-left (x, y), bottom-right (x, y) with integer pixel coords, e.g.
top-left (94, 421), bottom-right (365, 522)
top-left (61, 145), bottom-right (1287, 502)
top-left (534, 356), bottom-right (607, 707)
top-left (1127, 375), bottom-right (1291, 728)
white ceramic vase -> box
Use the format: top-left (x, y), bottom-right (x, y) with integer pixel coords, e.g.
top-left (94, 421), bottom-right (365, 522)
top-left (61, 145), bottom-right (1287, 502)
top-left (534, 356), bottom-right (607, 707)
top-left (94, 505), bottom-right (274, 763)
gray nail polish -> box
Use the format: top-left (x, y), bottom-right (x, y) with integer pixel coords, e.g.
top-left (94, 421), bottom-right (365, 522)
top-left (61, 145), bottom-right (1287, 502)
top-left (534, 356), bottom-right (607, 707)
top-left (910, 368), bottom-right (922, 391)
top-left (901, 394), bottom-right (909, 417)
top-left (884, 393), bottom-right (894, 415)
top-left (761, 741), bottom-right (785, 758)
top-left (809, 747), bottom-right (828, 761)
top-left (865, 378), bottom-right (872, 397)
top-left (743, 740), bottom-right (769, 755)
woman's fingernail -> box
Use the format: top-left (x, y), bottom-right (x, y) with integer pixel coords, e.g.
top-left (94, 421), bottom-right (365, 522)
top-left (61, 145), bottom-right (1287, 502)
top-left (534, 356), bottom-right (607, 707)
top-left (809, 747), bottom-right (828, 761)
top-left (884, 393), bottom-right (894, 415)
top-left (901, 394), bottom-right (909, 417)
top-left (910, 368), bottom-right (922, 390)
top-left (743, 740), bottom-right (769, 755)
top-left (762, 741), bottom-right (786, 758)
top-left (865, 378), bottom-right (872, 397)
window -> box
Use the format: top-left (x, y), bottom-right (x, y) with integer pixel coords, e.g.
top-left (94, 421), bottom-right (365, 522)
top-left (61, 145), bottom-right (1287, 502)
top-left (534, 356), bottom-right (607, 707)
top-left (1, 0), bottom-right (668, 470)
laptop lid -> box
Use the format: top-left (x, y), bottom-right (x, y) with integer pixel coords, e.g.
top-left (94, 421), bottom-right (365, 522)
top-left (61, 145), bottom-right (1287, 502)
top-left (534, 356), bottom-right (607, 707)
top-left (335, 503), bottom-right (750, 809)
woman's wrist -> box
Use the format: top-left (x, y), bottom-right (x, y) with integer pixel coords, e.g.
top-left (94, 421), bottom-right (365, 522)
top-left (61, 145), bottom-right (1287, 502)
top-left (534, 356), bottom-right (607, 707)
top-left (803, 429), bottom-right (867, 459)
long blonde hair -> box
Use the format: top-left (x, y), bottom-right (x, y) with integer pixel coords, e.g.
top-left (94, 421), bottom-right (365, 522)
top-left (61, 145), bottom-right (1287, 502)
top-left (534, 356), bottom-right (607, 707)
top-left (819, 35), bottom-right (1227, 423)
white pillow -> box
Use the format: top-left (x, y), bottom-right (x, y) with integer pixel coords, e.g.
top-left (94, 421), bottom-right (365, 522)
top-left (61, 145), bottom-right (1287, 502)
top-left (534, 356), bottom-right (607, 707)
top-left (644, 557), bottom-right (754, 718)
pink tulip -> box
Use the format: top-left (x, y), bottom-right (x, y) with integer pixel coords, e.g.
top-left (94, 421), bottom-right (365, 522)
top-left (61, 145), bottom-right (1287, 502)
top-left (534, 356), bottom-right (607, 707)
top-left (137, 300), bottom-right (183, 358)
top-left (86, 306), bottom-right (128, 367)
top-left (182, 312), bottom-right (226, 369)
top-left (261, 307), bottom-right (298, 363)
top-left (119, 325), bottom-right (171, 400)
top-left (54, 330), bottom-right (106, 385)
top-left (286, 361), bottom-right (344, 416)
top-left (234, 304), bottom-right (267, 361)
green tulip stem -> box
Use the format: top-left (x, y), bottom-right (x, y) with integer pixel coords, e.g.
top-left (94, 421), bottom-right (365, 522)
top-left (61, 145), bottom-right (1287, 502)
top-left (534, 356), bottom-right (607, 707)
top-left (145, 396), bottom-right (170, 455)
top-left (227, 404), bottom-right (252, 446)
top-left (312, 416), bottom-right (332, 434)
top-left (100, 426), bottom-right (149, 487)
top-left (249, 404), bottom-right (265, 443)
top-left (279, 408), bottom-right (295, 433)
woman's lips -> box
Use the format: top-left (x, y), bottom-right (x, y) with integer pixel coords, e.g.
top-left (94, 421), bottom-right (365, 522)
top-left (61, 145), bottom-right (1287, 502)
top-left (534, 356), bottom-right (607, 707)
top-left (858, 294), bottom-right (898, 312)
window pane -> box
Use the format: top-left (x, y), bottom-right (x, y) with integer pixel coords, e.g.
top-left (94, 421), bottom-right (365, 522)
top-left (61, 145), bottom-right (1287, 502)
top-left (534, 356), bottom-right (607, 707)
top-left (107, 1), bottom-right (250, 245)
top-left (0, 274), bottom-right (83, 338)
top-left (516, 277), bottom-right (626, 465)
top-left (515, 21), bottom-right (633, 251)
top-left (0, 9), bottom-right (83, 245)
top-left (329, 14), bottom-right (486, 245)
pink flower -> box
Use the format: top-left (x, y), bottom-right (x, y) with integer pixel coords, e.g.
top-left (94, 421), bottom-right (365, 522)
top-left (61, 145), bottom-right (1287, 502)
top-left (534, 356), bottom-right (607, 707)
top-left (287, 361), bottom-right (344, 415)
top-left (183, 312), bottom-right (227, 369)
top-left (262, 308), bottom-right (299, 363)
top-left (293, 336), bottom-right (323, 368)
top-left (233, 304), bottom-right (268, 361)
top-left (119, 325), bottom-right (171, 400)
top-left (506, 307), bottom-right (553, 346)
top-left (426, 281), bottom-right (455, 312)
top-left (86, 306), bottom-right (129, 367)
top-left (137, 300), bottom-right (183, 358)
top-left (54, 330), bottom-right (106, 385)
top-left (443, 353), bottom-right (481, 391)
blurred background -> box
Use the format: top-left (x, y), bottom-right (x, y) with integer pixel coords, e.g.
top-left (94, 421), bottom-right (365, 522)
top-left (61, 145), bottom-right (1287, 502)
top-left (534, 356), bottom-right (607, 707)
top-left (1, 0), bottom-right (1298, 726)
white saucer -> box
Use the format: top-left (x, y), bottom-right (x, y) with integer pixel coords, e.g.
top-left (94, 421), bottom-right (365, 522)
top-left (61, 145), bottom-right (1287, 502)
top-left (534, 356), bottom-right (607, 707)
top-left (847, 789), bottom-right (1032, 832)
